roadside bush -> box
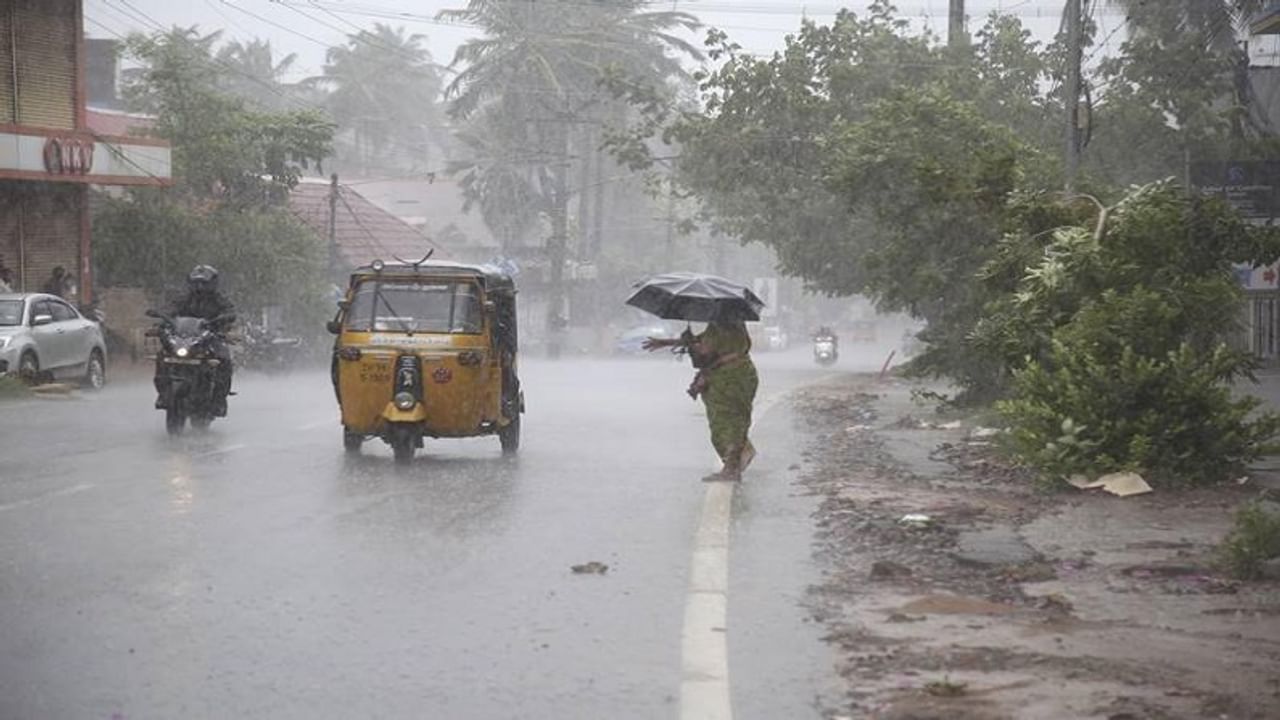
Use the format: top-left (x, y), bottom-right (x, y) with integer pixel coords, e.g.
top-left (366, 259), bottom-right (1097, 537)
top-left (994, 182), bottom-right (1280, 487)
top-left (999, 342), bottom-right (1278, 486)
top-left (0, 375), bottom-right (29, 399)
top-left (1220, 501), bottom-right (1280, 580)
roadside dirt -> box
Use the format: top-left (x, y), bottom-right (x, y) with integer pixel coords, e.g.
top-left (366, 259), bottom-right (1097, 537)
top-left (792, 375), bottom-right (1280, 720)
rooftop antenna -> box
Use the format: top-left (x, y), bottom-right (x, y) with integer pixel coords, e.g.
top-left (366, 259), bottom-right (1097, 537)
top-left (392, 249), bottom-right (436, 270)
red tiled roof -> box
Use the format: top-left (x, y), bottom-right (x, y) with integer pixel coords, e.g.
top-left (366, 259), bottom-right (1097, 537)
top-left (289, 181), bottom-right (439, 268)
top-left (85, 107), bottom-right (158, 138)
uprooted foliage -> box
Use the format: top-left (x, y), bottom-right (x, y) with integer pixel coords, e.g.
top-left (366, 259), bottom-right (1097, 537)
top-left (990, 182), bottom-right (1280, 487)
top-left (1220, 501), bottom-right (1280, 580)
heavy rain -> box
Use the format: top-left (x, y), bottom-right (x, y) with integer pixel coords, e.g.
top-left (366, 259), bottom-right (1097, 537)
top-left (1, 1), bottom-right (1279, 718)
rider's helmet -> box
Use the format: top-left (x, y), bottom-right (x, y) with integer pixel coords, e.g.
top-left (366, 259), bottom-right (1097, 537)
top-left (187, 265), bottom-right (219, 294)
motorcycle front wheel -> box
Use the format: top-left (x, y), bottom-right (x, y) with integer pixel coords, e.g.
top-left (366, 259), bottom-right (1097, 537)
top-left (165, 408), bottom-right (186, 435)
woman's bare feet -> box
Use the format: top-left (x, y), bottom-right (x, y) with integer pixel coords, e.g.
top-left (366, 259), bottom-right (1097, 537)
top-left (702, 466), bottom-right (742, 482)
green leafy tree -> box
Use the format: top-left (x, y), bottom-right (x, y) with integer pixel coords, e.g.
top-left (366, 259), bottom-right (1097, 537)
top-left (98, 29), bottom-right (335, 328)
top-left (123, 28), bottom-right (332, 206)
top-left (1087, 0), bottom-right (1271, 184)
top-left (637, 4), bottom-right (1060, 300)
top-left (604, 3), bottom-right (1060, 390)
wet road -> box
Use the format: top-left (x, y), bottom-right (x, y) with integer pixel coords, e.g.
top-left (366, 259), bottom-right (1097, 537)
top-left (0, 349), bottom-right (880, 719)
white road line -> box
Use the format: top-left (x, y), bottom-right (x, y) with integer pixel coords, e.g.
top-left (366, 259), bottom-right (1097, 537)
top-left (678, 387), bottom-right (792, 720)
top-left (0, 482), bottom-right (95, 513)
top-left (191, 443), bottom-right (248, 459)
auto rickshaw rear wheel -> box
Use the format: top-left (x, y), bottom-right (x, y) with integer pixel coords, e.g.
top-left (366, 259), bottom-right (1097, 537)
top-left (499, 414), bottom-right (520, 454)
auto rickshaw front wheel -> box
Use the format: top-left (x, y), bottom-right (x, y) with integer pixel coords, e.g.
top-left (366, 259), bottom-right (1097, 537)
top-left (499, 415), bottom-right (521, 455)
top-left (389, 425), bottom-right (416, 465)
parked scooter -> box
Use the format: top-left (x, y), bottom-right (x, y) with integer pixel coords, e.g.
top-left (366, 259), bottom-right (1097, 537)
top-left (238, 322), bottom-right (304, 373)
top-left (147, 309), bottom-right (233, 434)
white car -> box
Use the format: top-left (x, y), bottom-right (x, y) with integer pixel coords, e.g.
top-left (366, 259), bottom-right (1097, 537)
top-left (0, 293), bottom-right (107, 389)
top-left (763, 325), bottom-right (789, 351)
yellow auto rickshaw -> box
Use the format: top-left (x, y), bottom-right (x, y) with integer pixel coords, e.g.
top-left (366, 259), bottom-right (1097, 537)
top-left (327, 257), bottom-right (523, 463)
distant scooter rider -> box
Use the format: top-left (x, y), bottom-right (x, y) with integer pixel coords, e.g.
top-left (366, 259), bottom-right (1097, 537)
top-left (154, 265), bottom-right (236, 414)
top-left (814, 325), bottom-right (838, 348)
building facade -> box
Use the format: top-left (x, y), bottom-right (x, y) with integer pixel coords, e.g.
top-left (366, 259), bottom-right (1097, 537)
top-left (0, 0), bottom-right (170, 303)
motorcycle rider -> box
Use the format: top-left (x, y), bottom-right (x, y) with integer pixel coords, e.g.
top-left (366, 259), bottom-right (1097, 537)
top-left (814, 325), bottom-right (838, 348)
top-left (154, 265), bottom-right (235, 414)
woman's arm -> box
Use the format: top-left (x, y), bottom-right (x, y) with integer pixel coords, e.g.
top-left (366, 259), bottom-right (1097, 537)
top-left (642, 336), bottom-right (680, 351)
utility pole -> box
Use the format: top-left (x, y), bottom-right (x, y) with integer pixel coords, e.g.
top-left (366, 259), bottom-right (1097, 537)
top-left (1063, 0), bottom-right (1083, 192)
top-left (948, 0), bottom-right (965, 47)
top-left (328, 173), bottom-right (339, 279)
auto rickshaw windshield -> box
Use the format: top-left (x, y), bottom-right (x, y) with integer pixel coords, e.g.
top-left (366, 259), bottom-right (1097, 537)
top-left (346, 279), bottom-right (484, 334)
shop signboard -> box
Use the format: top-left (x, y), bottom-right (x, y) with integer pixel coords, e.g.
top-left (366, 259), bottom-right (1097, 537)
top-left (1234, 262), bottom-right (1280, 290)
top-left (1191, 161), bottom-right (1280, 220)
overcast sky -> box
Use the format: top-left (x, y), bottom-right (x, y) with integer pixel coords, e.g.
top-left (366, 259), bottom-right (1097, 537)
top-left (84, 0), bottom-right (1159, 83)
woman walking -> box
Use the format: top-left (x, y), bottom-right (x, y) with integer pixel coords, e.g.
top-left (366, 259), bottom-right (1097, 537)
top-left (645, 319), bottom-right (758, 482)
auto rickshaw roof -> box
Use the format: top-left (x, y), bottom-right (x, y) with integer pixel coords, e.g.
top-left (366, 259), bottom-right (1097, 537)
top-left (350, 260), bottom-right (516, 293)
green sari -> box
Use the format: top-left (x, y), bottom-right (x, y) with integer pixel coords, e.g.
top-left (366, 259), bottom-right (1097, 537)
top-left (696, 321), bottom-right (759, 465)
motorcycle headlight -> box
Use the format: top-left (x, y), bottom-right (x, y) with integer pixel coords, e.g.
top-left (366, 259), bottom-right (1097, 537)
top-left (176, 346), bottom-right (190, 358)
top-left (394, 391), bottom-right (416, 410)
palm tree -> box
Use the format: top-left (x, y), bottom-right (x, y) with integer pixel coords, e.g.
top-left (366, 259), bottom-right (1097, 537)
top-left (441, 0), bottom-right (701, 356)
top-left (449, 108), bottom-right (546, 253)
top-left (214, 39), bottom-right (299, 112)
top-left (311, 24), bottom-right (446, 172)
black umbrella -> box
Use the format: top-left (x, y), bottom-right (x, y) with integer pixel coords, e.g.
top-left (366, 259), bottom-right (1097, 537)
top-left (625, 272), bottom-right (765, 322)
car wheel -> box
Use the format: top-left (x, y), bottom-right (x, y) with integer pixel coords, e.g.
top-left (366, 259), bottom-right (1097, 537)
top-left (17, 351), bottom-right (39, 385)
top-left (82, 349), bottom-right (106, 390)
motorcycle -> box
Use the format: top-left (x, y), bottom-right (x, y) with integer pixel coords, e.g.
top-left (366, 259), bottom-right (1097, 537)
top-left (146, 309), bottom-right (233, 435)
top-left (238, 323), bottom-right (304, 373)
top-left (813, 336), bottom-right (838, 366)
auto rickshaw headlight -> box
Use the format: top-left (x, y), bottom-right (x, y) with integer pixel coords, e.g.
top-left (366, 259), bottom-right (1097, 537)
top-left (371, 259), bottom-right (385, 272)
top-left (176, 346), bottom-right (190, 358)
top-left (393, 391), bottom-right (416, 410)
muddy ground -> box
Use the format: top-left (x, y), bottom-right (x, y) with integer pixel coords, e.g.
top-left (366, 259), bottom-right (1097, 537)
top-left (791, 375), bottom-right (1280, 720)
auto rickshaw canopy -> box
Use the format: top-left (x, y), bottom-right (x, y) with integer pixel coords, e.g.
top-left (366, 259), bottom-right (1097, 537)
top-left (347, 260), bottom-right (517, 297)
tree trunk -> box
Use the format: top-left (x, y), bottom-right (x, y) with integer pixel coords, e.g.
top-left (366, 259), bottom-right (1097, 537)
top-left (577, 125), bottom-right (593, 254)
top-left (546, 142), bottom-right (570, 359)
top-left (591, 140), bottom-right (605, 259)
